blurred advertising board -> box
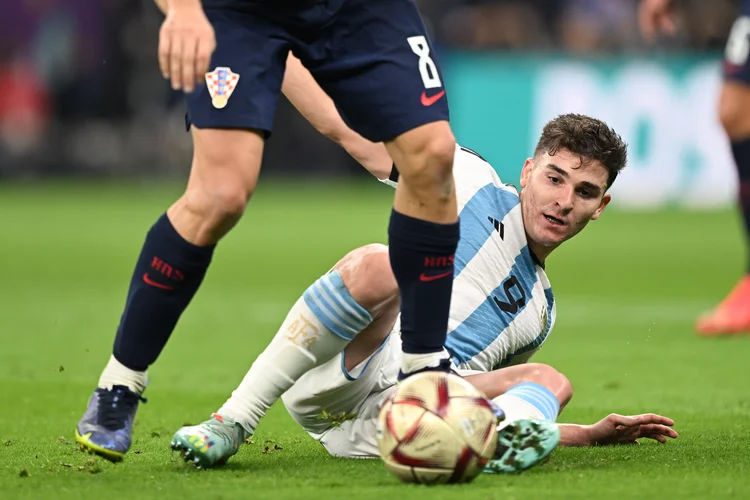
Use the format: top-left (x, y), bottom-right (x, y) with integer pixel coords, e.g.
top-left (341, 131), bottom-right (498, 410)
top-left (443, 53), bottom-right (735, 209)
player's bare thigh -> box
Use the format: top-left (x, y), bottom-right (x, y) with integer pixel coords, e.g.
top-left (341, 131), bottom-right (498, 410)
top-left (718, 81), bottom-right (750, 140)
top-left (153, 0), bottom-right (266, 246)
top-left (464, 363), bottom-right (573, 410)
top-left (158, 0), bottom-right (292, 247)
top-left (167, 127), bottom-right (264, 246)
top-left (330, 243), bottom-right (400, 370)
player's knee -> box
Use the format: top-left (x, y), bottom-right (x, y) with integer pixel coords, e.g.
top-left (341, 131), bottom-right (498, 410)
top-left (185, 179), bottom-right (250, 225)
top-left (408, 135), bottom-right (456, 186)
top-left (336, 244), bottom-right (398, 314)
top-left (393, 125), bottom-right (456, 197)
top-left (182, 155), bottom-right (257, 232)
top-left (187, 128), bottom-right (262, 221)
top-left (719, 96), bottom-right (744, 138)
top-left (555, 370), bottom-right (573, 408)
top-left (524, 363), bottom-right (573, 407)
top-left (718, 84), bottom-right (750, 139)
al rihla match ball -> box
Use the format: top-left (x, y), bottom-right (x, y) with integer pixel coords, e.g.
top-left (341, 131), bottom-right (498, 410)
top-left (375, 371), bottom-right (499, 485)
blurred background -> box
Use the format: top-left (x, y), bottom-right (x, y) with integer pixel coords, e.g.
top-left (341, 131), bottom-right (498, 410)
top-left (0, 0), bottom-right (741, 209)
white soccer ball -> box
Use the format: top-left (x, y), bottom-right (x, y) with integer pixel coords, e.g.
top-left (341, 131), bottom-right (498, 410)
top-left (376, 371), bottom-right (499, 484)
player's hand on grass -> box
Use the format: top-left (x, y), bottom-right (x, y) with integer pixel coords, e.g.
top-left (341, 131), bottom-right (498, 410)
top-left (587, 413), bottom-right (679, 446)
top-left (638, 0), bottom-right (677, 41)
top-left (158, 0), bottom-right (216, 93)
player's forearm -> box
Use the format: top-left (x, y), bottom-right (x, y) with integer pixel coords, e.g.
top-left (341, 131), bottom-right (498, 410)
top-left (282, 53), bottom-right (350, 145)
top-left (281, 53), bottom-right (392, 179)
top-left (339, 136), bottom-right (393, 180)
top-left (557, 424), bottom-right (594, 447)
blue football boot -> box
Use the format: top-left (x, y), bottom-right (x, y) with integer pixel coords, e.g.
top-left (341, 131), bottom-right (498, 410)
top-left (75, 385), bottom-right (146, 462)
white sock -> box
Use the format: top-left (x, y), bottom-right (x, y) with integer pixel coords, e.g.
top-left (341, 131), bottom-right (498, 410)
top-left (217, 270), bottom-right (372, 435)
top-left (98, 355), bottom-right (148, 394)
top-left (492, 382), bottom-right (560, 430)
top-left (400, 349), bottom-right (451, 374)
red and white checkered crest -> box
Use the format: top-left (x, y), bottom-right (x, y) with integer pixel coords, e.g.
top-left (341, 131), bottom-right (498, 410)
top-left (205, 67), bottom-right (240, 109)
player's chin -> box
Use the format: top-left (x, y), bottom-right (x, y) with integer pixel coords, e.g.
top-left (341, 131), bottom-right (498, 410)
top-left (532, 226), bottom-right (569, 247)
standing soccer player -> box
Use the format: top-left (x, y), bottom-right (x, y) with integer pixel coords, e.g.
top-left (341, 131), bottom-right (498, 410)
top-left (640, 0), bottom-right (750, 335)
top-left (75, 0), bottom-right (462, 461)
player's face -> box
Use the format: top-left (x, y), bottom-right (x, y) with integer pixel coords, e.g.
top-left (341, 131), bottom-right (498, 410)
top-left (519, 148), bottom-right (611, 257)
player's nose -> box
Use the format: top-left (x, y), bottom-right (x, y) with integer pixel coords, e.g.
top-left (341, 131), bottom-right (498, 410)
top-left (556, 187), bottom-right (575, 212)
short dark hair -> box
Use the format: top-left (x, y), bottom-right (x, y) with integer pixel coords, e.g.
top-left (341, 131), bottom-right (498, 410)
top-left (533, 113), bottom-right (627, 189)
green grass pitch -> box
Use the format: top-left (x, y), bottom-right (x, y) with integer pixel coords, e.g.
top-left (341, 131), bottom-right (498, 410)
top-left (1, 180), bottom-right (749, 499)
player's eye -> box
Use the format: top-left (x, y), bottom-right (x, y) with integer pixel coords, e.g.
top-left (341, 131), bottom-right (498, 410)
top-left (548, 176), bottom-right (560, 184)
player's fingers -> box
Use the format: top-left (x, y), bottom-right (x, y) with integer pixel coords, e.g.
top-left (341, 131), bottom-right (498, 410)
top-left (195, 35), bottom-right (214, 89)
top-left (158, 25), bottom-right (171, 79)
top-left (170, 35), bottom-right (184, 90)
top-left (182, 36), bottom-right (198, 93)
top-left (641, 424), bottom-right (679, 439)
top-left (644, 429), bottom-right (677, 443)
top-left (633, 424), bottom-right (675, 443)
top-left (634, 414), bottom-right (675, 426)
top-left (609, 413), bottom-right (638, 427)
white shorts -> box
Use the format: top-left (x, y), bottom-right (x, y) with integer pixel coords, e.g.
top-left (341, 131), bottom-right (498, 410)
top-left (281, 330), bottom-right (402, 459)
top-left (281, 322), bottom-right (477, 459)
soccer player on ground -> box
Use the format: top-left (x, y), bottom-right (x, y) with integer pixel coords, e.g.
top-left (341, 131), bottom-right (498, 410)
top-left (170, 112), bottom-right (676, 471)
top-left (76, 0), bottom-right (469, 461)
top-left (640, 0), bottom-right (750, 335)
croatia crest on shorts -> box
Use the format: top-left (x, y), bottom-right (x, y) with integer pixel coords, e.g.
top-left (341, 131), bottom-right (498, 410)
top-left (205, 67), bottom-right (240, 109)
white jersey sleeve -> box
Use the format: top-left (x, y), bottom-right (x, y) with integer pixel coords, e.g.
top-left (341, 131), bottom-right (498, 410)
top-left (379, 144), bottom-right (556, 373)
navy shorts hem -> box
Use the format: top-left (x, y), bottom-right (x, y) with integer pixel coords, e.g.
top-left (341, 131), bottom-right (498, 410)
top-left (184, 110), bottom-right (272, 138)
top-left (364, 113), bottom-right (449, 143)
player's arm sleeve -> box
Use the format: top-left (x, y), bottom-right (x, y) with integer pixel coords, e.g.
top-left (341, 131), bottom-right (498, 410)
top-left (281, 52), bottom-right (393, 180)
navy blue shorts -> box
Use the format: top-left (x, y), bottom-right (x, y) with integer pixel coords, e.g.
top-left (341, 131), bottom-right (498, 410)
top-left (724, 0), bottom-right (750, 84)
top-left (184, 0), bottom-right (449, 143)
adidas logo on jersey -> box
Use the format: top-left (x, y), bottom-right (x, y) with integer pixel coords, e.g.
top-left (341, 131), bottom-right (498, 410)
top-left (487, 216), bottom-right (505, 239)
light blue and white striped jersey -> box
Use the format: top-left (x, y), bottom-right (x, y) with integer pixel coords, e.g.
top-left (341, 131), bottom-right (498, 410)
top-left (384, 144), bottom-right (556, 373)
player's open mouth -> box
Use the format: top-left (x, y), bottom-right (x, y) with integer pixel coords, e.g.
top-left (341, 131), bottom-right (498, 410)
top-left (544, 214), bottom-right (565, 226)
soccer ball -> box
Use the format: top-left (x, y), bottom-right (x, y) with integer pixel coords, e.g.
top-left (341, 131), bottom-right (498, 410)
top-left (376, 371), bottom-right (499, 484)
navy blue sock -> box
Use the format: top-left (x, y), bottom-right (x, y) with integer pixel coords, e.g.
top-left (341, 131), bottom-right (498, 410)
top-left (388, 208), bottom-right (459, 354)
top-left (731, 138), bottom-right (750, 273)
top-left (113, 214), bottom-right (215, 371)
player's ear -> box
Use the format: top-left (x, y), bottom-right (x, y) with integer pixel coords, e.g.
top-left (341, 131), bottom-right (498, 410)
top-left (591, 193), bottom-right (611, 220)
top-left (519, 158), bottom-right (534, 189)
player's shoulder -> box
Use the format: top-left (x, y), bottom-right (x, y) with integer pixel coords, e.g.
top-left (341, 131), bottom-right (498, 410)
top-left (456, 144), bottom-right (489, 164)
top-left (454, 143), bottom-right (491, 170)
top-left (454, 143), bottom-right (518, 192)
